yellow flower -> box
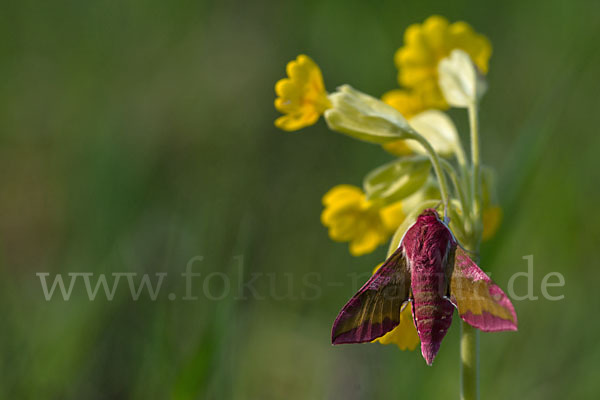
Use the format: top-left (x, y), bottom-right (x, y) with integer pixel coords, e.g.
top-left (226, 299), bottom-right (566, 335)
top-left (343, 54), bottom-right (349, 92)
top-left (386, 15), bottom-right (492, 113)
top-left (371, 263), bottom-right (419, 350)
top-left (274, 55), bottom-right (332, 131)
top-left (321, 185), bottom-right (405, 256)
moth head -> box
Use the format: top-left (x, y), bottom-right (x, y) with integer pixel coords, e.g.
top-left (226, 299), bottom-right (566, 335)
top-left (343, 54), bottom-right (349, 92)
top-left (417, 208), bottom-right (440, 221)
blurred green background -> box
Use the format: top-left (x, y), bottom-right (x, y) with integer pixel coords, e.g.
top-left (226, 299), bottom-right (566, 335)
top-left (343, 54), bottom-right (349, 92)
top-left (1, 0), bottom-right (599, 398)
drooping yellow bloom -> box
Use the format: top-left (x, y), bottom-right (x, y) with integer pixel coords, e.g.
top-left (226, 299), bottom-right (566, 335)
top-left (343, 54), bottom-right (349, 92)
top-left (385, 15), bottom-right (492, 113)
top-left (321, 185), bottom-right (405, 256)
top-left (274, 55), bottom-right (332, 131)
top-left (371, 263), bottom-right (419, 350)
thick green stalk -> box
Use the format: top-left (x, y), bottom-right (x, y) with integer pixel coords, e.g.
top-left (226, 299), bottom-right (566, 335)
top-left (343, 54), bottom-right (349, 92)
top-left (460, 238), bottom-right (480, 400)
top-left (469, 102), bottom-right (482, 239)
top-left (462, 102), bottom-right (482, 400)
top-left (461, 321), bottom-right (479, 400)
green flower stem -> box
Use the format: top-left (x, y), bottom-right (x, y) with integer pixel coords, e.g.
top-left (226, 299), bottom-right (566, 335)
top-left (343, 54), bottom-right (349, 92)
top-left (461, 102), bottom-right (483, 400)
top-left (452, 118), bottom-right (469, 207)
top-left (461, 320), bottom-right (479, 400)
top-left (461, 237), bottom-right (480, 400)
top-left (409, 133), bottom-right (451, 219)
top-left (454, 139), bottom-right (468, 170)
top-left (468, 102), bottom-right (482, 238)
top-left (459, 163), bottom-right (472, 210)
top-left (440, 158), bottom-right (468, 217)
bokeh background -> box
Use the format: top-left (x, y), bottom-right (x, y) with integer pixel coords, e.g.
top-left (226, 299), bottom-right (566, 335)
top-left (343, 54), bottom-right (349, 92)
top-left (1, 0), bottom-right (600, 398)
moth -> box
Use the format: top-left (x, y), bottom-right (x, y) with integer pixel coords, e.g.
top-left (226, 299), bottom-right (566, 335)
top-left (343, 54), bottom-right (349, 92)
top-left (331, 208), bottom-right (517, 365)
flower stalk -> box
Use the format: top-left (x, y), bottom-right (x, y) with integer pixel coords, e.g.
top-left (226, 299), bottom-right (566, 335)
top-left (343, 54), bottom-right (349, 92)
top-left (440, 158), bottom-right (468, 218)
top-left (469, 102), bottom-right (482, 239)
top-left (461, 320), bottom-right (480, 400)
top-left (408, 132), bottom-right (451, 219)
top-left (461, 101), bottom-right (482, 400)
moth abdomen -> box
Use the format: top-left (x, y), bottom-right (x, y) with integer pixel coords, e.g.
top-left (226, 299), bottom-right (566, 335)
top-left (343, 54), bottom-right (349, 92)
top-left (411, 271), bottom-right (455, 365)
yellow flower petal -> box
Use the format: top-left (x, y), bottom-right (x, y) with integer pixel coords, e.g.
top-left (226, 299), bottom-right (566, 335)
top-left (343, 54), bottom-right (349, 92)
top-left (381, 89), bottom-right (427, 119)
top-left (322, 184), bottom-right (363, 206)
top-left (321, 185), bottom-right (402, 256)
top-left (370, 263), bottom-right (419, 350)
top-left (349, 227), bottom-right (383, 256)
top-left (375, 303), bottom-right (419, 351)
top-left (274, 55), bottom-right (331, 131)
top-left (390, 15), bottom-right (492, 112)
top-left (274, 111), bottom-right (320, 131)
top-left (380, 201), bottom-right (405, 232)
top-left (328, 220), bottom-right (360, 242)
top-left (382, 140), bottom-right (414, 157)
top-left (482, 205), bottom-right (502, 241)
top-left (422, 15), bottom-right (450, 53)
top-left (380, 89), bottom-right (429, 156)
top-left (448, 22), bottom-right (492, 74)
top-left (321, 191), bottom-right (365, 227)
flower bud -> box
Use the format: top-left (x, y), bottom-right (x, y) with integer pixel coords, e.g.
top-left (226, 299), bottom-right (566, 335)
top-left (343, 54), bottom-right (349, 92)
top-left (325, 85), bottom-right (416, 143)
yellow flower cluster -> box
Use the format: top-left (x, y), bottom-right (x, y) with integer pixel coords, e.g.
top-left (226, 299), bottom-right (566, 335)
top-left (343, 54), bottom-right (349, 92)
top-left (321, 185), bottom-right (404, 256)
top-left (272, 17), bottom-right (491, 131)
top-left (382, 16), bottom-right (491, 156)
top-left (385, 15), bottom-right (492, 117)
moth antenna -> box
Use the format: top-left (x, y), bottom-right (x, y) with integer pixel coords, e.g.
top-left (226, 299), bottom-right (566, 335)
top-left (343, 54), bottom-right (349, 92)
top-left (431, 200), bottom-right (452, 224)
